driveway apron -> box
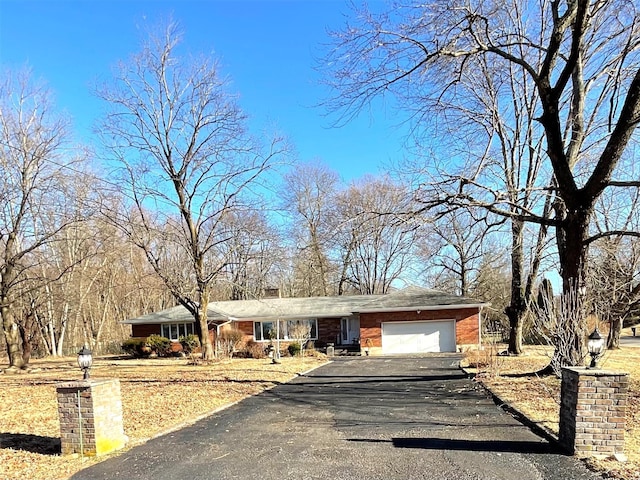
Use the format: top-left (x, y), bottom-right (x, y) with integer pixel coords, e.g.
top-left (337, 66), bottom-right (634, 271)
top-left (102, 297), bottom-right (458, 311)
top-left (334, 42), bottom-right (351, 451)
top-left (71, 356), bottom-right (600, 480)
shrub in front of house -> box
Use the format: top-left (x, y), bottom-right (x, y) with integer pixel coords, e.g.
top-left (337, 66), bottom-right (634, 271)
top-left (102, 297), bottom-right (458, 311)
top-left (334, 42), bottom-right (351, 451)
top-left (104, 340), bottom-right (126, 355)
top-left (122, 338), bottom-right (151, 358)
top-left (236, 340), bottom-right (266, 359)
top-left (179, 334), bottom-right (200, 354)
top-left (287, 342), bottom-right (301, 357)
top-left (146, 334), bottom-right (172, 357)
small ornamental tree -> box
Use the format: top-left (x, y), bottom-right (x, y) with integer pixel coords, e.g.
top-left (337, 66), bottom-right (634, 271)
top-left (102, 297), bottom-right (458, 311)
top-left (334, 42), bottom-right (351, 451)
top-left (218, 328), bottom-right (245, 359)
top-left (287, 320), bottom-right (313, 357)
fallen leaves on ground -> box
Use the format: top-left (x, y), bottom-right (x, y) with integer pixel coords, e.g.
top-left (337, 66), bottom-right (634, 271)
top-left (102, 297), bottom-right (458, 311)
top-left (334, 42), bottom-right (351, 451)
top-left (0, 355), bottom-right (328, 480)
top-left (464, 344), bottom-right (640, 480)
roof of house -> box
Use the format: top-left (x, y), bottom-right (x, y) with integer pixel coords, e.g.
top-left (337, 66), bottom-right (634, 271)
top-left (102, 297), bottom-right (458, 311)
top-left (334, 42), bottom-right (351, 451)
top-left (354, 286), bottom-right (486, 312)
top-left (122, 287), bottom-right (487, 326)
top-left (120, 304), bottom-right (219, 326)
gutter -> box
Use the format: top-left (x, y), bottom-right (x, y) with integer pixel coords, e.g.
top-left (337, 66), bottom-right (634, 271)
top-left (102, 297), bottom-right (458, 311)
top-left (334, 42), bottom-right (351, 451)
top-left (354, 303), bottom-right (489, 314)
top-left (215, 319), bottom-right (233, 336)
top-left (225, 313), bottom-right (350, 322)
top-left (479, 304), bottom-right (484, 349)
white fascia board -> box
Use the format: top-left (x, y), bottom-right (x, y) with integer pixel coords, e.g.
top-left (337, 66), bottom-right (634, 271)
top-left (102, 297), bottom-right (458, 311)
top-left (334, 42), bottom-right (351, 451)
top-left (355, 303), bottom-right (489, 314)
top-left (228, 313), bottom-right (349, 322)
top-left (120, 317), bottom-right (196, 325)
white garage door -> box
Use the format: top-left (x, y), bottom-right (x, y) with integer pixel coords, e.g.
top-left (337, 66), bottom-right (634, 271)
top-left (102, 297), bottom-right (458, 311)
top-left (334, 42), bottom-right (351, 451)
top-left (381, 320), bottom-right (456, 354)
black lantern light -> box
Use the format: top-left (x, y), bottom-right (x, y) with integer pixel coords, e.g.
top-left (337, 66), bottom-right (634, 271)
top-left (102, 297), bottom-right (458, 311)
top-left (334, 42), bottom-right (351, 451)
top-left (77, 345), bottom-right (93, 380)
top-left (587, 328), bottom-right (605, 369)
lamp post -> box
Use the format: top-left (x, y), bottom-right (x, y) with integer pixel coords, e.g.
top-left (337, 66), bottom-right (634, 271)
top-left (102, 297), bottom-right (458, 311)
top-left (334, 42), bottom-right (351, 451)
top-left (587, 328), bottom-right (605, 369)
top-left (77, 345), bottom-right (93, 380)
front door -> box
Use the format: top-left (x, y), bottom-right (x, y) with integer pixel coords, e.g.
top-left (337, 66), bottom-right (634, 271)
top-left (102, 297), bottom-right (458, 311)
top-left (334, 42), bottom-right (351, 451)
top-left (340, 317), bottom-right (360, 345)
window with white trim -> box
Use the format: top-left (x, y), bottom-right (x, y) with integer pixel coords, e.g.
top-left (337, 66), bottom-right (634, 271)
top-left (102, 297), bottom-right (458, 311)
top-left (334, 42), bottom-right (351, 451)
top-left (160, 322), bottom-right (195, 341)
top-left (253, 319), bottom-right (318, 341)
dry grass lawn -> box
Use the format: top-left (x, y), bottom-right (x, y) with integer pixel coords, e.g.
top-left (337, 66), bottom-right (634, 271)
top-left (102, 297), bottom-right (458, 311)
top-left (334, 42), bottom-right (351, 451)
top-left (0, 354), bottom-right (328, 480)
top-left (464, 341), bottom-right (640, 480)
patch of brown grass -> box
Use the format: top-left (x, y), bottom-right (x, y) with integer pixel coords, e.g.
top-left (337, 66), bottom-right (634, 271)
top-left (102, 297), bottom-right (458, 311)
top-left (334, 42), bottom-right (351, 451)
top-left (0, 355), bottom-right (328, 480)
top-left (466, 345), bottom-right (640, 480)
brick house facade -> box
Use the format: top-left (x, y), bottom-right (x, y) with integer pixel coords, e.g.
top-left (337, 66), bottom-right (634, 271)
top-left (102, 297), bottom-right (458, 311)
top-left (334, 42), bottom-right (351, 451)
top-left (124, 287), bottom-right (485, 355)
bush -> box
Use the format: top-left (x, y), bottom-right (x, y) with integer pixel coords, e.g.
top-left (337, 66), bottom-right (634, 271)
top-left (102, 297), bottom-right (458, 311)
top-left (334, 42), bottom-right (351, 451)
top-left (305, 348), bottom-right (326, 358)
top-left (122, 338), bottom-right (150, 358)
top-left (287, 342), bottom-right (301, 357)
top-left (179, 334), bottom-right (200, 354)
top-left (237, 340), bottom-right (266, 359)
top-left (103, 340), bottom-right (126, 355)
top-left (146, 334), bottom-right (172, 357)
top-left (218, 328), bottom-right (245, 358)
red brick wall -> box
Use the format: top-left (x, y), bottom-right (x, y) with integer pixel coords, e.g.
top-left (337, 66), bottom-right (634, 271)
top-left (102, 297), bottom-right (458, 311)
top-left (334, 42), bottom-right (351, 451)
top-left (359, 308), bottom-right (480, 348)
top-left (456, 312), bottom-right (480, 344)
top-left (235, 321), bottom-right (254, 337)
top-left (131, 324), bottom-right (161, 338)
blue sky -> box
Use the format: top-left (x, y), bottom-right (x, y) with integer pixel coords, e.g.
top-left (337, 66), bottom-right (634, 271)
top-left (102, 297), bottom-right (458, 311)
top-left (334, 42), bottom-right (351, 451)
top-left (0, 0), bottom-right (408, 182)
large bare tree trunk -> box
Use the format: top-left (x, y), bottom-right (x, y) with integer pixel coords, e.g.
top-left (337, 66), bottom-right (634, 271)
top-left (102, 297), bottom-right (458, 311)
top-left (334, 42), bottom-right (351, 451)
top-left (506, 307), bottom-right (524, 355)
top-left (197, 289), bottom-right (215, 361)
top-left (550, 208), bottom-right (592, 371)
top-left (607, 318), bottom-right (622, 350)
top-left (2, 302), bottom-right (25, 369)
top-left (506, 220), bottom-right (525, 355)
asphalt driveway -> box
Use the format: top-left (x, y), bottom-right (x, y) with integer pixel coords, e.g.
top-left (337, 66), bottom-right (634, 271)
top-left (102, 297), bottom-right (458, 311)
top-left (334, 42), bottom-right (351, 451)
top-left (72, 356), bottom-right (599, 480)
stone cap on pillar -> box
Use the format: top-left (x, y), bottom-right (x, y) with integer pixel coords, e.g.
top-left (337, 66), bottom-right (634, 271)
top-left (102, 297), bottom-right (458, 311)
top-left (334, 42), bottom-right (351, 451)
top-left (55, 379), bottom-right (117, 389)
top-left (561, 366), bottom-right (628, 377)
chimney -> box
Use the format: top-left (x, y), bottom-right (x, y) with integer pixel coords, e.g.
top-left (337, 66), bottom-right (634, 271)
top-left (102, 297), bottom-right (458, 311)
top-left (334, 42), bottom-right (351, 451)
top-left (263, 288), bottom-right (280, 299)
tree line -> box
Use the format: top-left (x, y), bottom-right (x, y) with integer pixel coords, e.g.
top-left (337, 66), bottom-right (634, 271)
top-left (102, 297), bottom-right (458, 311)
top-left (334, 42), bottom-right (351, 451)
top-left (0, 31), bottom-right (492, 367)
top-left (3, 1), bottom-right (640, 373)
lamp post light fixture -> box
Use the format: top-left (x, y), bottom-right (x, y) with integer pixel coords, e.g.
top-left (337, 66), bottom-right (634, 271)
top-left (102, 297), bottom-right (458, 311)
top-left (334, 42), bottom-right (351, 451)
top-left (77, 345), bottom-right (93, 380)
top-left (587, 328), bottom-right (605, 369)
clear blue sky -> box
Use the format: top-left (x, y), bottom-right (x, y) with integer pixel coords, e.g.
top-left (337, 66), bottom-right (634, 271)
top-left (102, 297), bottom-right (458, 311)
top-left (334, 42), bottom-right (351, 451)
top-left (0, 0), bottom-right (408, 181)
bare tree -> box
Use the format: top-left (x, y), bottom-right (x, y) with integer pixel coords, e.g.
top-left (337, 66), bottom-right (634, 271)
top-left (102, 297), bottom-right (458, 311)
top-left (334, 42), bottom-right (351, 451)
top-left (0, 70), bottom-right (84, 368)
top-left (392, 23), bottom-right (554, 356)
top-left (419, 210), bottom-right (499, 297)
top-left (587, 181), bottom-right (640, 348)
top-left (589, 237), bottom-right (640, 349)
top-left (324, 0), bottom-right (640, 368)
top-left (282, 162), bottom-right (339, 297)
top-left (218, 208), bottom-right (282, 300)
top-left (470, 252), bottom-right (511, 337)
top-left (418, 210), bottom-right (512, 337)
top-left (97, 22), bottom-right (285, 360)
top-left (287, 319), bottom-right (312, 356)
top-left (334, 176), bottom-right (418, 294)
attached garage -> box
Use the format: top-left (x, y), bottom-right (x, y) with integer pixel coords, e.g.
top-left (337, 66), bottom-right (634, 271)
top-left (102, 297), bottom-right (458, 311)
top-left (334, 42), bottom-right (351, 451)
top-left (381, 320), bottom-right (456, 354)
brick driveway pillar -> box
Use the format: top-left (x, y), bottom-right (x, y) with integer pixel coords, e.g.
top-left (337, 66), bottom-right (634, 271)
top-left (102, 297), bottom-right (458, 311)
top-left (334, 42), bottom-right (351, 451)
top-left (56, 379), bottom-right (127, 456)
top-left (559, 367), bottom-right (628, 457)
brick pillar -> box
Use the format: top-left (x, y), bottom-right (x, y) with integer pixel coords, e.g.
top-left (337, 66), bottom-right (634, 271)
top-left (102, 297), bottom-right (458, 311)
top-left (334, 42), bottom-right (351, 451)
top-left (559, 367), bottom-right (628, 457)
top-left (56, 379), bottom-right (127, 456)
